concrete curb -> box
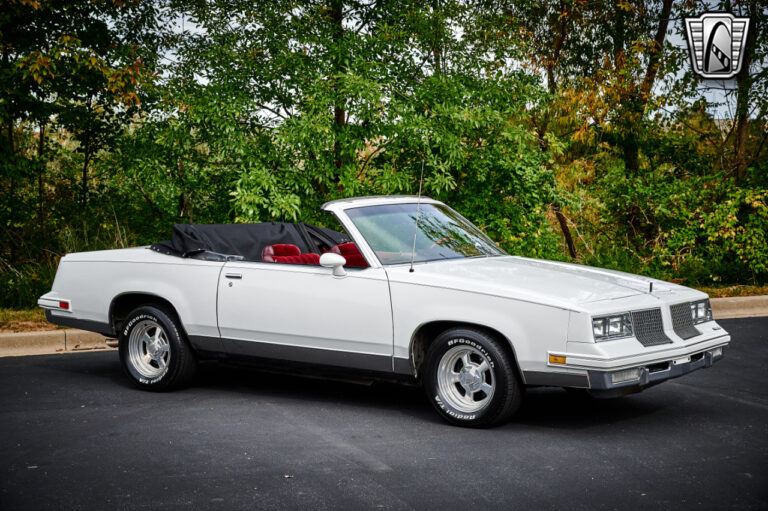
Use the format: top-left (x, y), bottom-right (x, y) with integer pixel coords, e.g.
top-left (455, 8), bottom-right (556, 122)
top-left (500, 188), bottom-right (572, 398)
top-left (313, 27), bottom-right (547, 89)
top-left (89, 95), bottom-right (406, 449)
top-left (0, 295), bottom-right (765, 357)
top-left (711, 295), bottom-right (768, 320)
top-left (0, 329), bottom-right (114, 358)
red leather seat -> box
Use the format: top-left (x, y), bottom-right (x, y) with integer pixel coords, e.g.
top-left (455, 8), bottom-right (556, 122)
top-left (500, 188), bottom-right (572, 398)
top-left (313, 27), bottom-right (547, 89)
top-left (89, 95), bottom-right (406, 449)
top-left (262, 244), bottom-right (301, 262)
top-left (330, 243), bottom-right (368, 268)
top-left (272, 253), bottom-right (320, 265)
top-left (262, 244), bottom-right (320, 265)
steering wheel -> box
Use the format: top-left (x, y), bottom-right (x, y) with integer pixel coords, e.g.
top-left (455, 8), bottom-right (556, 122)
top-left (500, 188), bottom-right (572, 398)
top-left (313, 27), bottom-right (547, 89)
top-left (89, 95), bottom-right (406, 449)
top-left (429, 236), bottom-right (452, 249)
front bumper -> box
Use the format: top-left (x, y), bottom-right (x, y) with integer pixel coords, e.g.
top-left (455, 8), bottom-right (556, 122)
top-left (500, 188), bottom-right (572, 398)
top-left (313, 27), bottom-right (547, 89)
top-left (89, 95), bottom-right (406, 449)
top-left (587, 345), bottom-right (724, 392)
top-left (528, 324), bottom-right (730, 393)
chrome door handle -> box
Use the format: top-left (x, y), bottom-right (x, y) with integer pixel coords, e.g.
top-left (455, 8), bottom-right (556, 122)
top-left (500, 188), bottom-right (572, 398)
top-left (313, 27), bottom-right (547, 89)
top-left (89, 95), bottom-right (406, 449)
top-left (225, 273), bottom-right (242, 279)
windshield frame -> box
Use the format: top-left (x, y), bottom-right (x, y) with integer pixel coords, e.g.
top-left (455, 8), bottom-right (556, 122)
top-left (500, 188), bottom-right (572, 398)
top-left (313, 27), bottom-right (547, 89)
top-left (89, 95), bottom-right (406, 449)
top-left (342, 202), bottom-right (507, 267)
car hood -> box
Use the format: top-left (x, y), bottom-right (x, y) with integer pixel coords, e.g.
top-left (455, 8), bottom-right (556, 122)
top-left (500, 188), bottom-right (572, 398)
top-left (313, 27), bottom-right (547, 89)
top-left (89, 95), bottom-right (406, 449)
top-left (389, 256), bottom-right (691, 308)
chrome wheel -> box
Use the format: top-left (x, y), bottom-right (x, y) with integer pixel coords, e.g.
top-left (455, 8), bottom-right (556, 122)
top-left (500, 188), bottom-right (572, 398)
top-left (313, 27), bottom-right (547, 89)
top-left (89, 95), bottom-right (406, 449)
top-left (128, 319), bottom-right (170, 379)
top-left (437, 345), bottom-right (495, 413)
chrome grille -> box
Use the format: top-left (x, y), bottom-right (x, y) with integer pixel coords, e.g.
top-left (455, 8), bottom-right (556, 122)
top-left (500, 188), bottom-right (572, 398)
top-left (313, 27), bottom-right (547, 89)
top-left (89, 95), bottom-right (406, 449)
top-left (630, 308), bottom-right (672, 347)
top-left (670, 302), bottom-right (701, 340)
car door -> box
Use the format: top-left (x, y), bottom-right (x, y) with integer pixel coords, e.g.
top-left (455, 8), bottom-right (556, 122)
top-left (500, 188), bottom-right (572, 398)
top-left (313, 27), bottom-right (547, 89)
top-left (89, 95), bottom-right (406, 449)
top-left (216, 261), bottom-right (394, 372)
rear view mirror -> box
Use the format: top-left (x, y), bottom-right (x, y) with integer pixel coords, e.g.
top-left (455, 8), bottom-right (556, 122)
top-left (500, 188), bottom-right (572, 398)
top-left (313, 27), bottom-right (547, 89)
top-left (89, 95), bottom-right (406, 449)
top-left (319, 253), bottom-right (347, 277)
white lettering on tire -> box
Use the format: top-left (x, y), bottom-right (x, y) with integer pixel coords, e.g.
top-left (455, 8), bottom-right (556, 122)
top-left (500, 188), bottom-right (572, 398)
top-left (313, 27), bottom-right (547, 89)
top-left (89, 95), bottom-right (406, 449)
top-left (434, 394), bottom-right (477, 420)
top-left (123, 312), bottom-right (172, 384)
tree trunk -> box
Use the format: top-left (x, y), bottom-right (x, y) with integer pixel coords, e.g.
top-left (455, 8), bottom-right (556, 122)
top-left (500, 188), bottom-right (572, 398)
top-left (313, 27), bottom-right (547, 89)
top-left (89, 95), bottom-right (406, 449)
top-left (38, 121), bottom-right (46, 241)
top-left (331, 0), bottom-right (346, 173)
top-left (134, 181), bottom-right (164, 219)
top-left (541, 1), bottom-right (577, 259)
top-left (537, 115), bottom-right (577, 259)
top-left (81, 150), bottom-right (91, 208)
top-left (553, 204), bottom-right (577, 259)
top-left (618, 0), bottom-right (672, 176)
top-left (6, 122), bottom-right (13, 154)
top-left (623, 140), bottom-right (639, 174)
top-left (734, 0), bottom-right (757, 180)
top-left (431, 0), bottom-right (443, 74)
top-left (179, 192), bottom-right (193, 222)
top-left (640, 0), bottom-right (673, 99)
top-left (81, 96), bottom-right (94, 208)
top-left (546, 0), bottom-right (569, 96)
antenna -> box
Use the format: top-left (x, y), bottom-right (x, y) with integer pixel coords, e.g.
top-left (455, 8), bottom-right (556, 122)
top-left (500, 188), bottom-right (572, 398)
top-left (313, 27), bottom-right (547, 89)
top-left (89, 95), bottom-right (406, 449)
top-left (409, 160), bottom-right (425, 273)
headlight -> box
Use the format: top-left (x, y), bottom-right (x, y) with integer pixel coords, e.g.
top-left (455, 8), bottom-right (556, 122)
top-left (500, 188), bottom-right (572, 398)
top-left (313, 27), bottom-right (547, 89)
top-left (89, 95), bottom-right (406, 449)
top-left (592, 313), bottom-right (633, 341)
top-left (690, 299), bottom-right (713, 324)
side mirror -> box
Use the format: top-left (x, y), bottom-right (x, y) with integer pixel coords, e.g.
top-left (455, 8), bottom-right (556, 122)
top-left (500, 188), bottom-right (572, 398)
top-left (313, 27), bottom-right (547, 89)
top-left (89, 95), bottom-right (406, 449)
top-left (319, 252), bottom-right (347, 277)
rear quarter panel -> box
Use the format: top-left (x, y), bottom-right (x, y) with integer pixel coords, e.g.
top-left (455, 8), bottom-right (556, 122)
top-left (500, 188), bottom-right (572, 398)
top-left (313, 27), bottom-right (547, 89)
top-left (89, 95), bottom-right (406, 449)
top-left (45, 249), bottom-right (223, 339)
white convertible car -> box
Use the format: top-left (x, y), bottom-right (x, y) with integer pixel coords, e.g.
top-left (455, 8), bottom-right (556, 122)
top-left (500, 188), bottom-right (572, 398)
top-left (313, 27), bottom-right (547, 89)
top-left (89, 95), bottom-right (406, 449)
top-left (39, 196), bottom-right (730, 427)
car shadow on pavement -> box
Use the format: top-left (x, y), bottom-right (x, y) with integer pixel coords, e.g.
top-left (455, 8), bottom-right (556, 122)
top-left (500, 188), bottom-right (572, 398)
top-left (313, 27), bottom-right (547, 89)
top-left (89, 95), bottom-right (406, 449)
top-left (191, 360), bottom-right (663, 428)
top-left (514, 386), bottom-right (665, 429)
top-left (194, 359), bottom-right (435, 416)
top-left (13, 350), bottom-right (127, 386)
top-left (28, 352), bottom-right (667, 428)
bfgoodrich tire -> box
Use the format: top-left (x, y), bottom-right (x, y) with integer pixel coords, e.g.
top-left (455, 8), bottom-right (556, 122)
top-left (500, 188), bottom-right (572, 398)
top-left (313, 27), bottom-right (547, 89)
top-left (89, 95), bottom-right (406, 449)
top-left (424, 328), bottom-right (522, 427)
top-left (119, 305), bottom-right (197, 391)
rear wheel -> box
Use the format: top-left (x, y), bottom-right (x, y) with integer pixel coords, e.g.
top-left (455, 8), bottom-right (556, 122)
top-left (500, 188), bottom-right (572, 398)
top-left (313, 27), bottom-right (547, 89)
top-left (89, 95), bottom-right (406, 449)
top-left (423, 328), bottom-right (522, 427)
top-left (119, 305), bottom-right (197, 390)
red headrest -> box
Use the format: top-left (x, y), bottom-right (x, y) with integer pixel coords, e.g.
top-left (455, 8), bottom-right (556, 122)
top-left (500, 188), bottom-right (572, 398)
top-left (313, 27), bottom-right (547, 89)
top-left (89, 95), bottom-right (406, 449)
top-left (262, 244), bottom-right (301, 262)
top-left (330, 243), bottom-right (368, 268)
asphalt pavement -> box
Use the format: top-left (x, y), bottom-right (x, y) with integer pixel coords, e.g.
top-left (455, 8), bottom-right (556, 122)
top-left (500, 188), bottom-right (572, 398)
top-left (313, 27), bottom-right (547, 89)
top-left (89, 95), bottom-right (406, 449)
top-left (0, 317), bottom-right (766, 510)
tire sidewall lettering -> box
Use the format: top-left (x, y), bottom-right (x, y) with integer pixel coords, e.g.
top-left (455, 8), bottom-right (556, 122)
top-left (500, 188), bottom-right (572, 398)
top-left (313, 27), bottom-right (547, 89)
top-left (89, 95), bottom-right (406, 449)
top-left (431, 336), bottom-right (498, 422)
top-left (433, 394), bottom-right (477, 421)
top-left (138, 373), bottom-right (167, 385)
top-left (123, 313), bottom-right (160, 337)
top-left (121, 309), bottom-right (174, 386)
top-left (446, 338), bottom-right (495, 369)
top-left (123, 312), bottom-right (179, 339)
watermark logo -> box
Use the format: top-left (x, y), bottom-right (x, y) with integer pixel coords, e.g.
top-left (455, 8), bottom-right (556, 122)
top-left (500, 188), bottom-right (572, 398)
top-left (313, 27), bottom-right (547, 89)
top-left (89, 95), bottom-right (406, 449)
top-left (684, 12), bottom-right (750, 79)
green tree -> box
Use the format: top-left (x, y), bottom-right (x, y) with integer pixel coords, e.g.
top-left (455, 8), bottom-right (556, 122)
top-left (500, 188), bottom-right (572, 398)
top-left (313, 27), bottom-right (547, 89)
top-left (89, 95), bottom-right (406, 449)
top-left (150, 0), bottom-right (560, 258)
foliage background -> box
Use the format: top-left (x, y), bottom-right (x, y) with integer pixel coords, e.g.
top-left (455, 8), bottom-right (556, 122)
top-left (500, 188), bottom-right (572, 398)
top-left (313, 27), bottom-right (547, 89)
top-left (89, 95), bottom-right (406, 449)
top-left (1, 0), bottom-right (767, 308)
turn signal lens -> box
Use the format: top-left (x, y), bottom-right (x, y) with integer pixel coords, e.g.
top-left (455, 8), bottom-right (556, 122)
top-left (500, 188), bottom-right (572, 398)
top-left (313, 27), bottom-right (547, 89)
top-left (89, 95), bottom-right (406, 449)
top-left (549, 354), bottom-right (566, 364)
top-left (59, 301), bottom-right (69, 310)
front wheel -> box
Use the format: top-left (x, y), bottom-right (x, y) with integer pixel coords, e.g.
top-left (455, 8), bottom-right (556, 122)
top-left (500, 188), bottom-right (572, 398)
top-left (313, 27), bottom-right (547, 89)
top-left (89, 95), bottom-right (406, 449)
top-left (423, 328), bottom-right (522, 427)
top-left (119, 305), bottom-right (197, 391)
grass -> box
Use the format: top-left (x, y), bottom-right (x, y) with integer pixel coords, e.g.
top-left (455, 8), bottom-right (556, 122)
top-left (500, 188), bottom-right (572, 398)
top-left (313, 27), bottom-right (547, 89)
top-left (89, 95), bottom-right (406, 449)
top-left (695, 285), bottom-right (768, 298)
top-left (0, 308), bottom-right (63, 333)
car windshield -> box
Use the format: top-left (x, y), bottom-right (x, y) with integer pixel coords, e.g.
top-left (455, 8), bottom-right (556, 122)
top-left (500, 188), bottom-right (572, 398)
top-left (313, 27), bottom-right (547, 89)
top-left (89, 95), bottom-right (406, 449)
top-left (345, 203), bottom-right (506, 265)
